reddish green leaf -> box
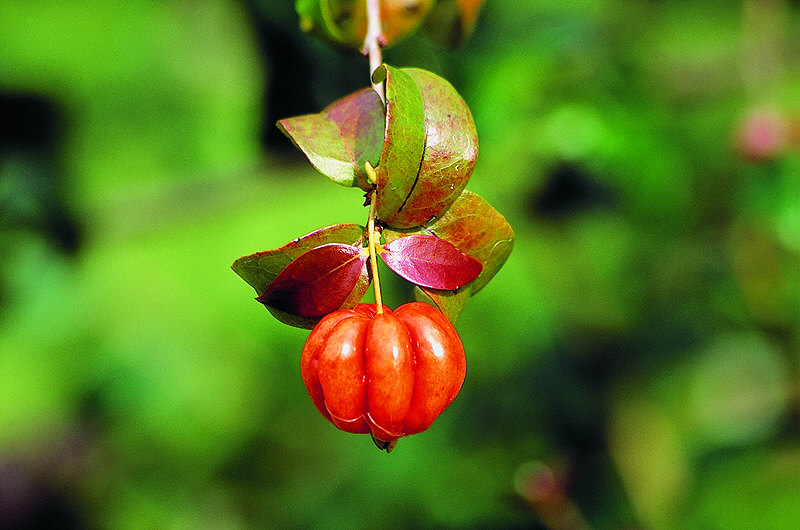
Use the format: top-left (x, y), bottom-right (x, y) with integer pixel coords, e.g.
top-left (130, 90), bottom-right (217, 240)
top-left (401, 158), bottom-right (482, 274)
top-left (420, 190), bottom-right (513, 295)
top-left (325, 87), bottom-right (385, 184)
top-left (422, 0), bottom-right (484, 48)
top-left (380, 234), bottom-right (481, 290)
top-left (389, 68), bottom-right (478, 228)
top-left (384, 190), bottom-right (514, 322)
top-left (257, 243), bottom-right (369, 319)
top-left (267, 267), bottom-right (371, 330)
top-left (373, 64), bottom-right (426, 223)
top-left (231, 223), bottom-right (367, 294)
top-left (278, 88), bottom-right (384, 190)
top-left (374, 67), bottom-right (478, 229)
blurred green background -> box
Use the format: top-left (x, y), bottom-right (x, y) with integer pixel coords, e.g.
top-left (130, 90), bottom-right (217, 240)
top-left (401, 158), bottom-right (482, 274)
top-left (1, 1), bottom-right (798, 528)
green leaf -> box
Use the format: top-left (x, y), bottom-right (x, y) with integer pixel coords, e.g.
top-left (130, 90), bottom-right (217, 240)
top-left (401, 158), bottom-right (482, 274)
top-left (384, 190), bottom-right (513, 322)
top-left (391, 68), bottom-right (478, 227)
top-left (296, 0), bottom-right (329, 38)
top-left (412, 285), bottom-right (470, 324)
top-left (423, 0), bottom-right (484, 48)
top-left (231, 223), bottom-right (366, 295)
top-left (373, 66), bottom-right (478, 229)
top-left (278, 87), bottom-right (384, 190)
top-left (278, 66), bottom-right (476, 228)
top-left (423, 190), bottom-right (513, 295)
top-left (373, 64), bottom-right (427, 224)
top-left (320, 0), bottom-right (365, 48)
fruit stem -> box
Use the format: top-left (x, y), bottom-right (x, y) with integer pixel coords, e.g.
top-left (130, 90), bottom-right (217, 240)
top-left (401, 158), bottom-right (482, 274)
top-left (365, 163), bottom-right (384, 314)
top-left (363, 0), bottom-right (385, 102)
top-left (371, 434), bottom-right (397, 452)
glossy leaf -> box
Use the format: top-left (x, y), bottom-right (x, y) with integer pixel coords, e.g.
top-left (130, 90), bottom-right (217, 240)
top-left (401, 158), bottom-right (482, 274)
top-left (232, 224), bottom-right (370, 329)
top-left (296, 0), bottom-right (434, 50)
top-left (373, 64), bottom-right (426, 224)
top-left (380, 234), bottom-right (481, 290)
top-left (278, 87), bottom-right (384, 190)
top-left (388, 68), bottom-right (478, 228)
top-left (384, 190), bottom-right (514, 322)
top-left (373, 66), bottom-right (478, 229)
top-left (257, 244), bottom-right (369, 319)
top-left (269, 281), bottom-right (371, 330)
top-left (421, 190), bottom-right (514, 295)
top-left (265, 265), bottom-right (370, 330)
top-left (423, 0), bottom-right (484, 48)
top-left (231, 223), bottom-right (366, 294)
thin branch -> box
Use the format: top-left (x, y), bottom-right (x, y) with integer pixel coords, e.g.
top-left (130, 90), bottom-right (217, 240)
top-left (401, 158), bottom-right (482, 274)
top-left (367, 189), bottom-right (384, 314)
top-left (363, 0), bottom-right (385, 102)
top-left (363, 6), bottom-right (385, 314)
top-left (364, 163), bottom-right (384, 314)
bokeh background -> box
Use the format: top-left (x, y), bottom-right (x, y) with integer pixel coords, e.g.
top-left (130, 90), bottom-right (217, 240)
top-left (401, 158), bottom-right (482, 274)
top-left (1, 1), bottom-right (798, 528)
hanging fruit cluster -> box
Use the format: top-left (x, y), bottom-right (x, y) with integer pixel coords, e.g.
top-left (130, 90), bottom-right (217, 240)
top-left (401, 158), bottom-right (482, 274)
top-left (232, 0), bottom-right (512, 451)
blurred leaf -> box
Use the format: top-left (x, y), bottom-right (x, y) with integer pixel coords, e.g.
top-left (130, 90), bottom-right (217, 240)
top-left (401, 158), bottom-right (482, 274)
top-left (380, 234), bottom-right (481, 289)
top-left (296, 0), bottom-right (330, 38)
top-left (257, 243), bottom-right (368, 319)
top-left (423, 0), bottom-right (484, 47)
top-left (385, 190), bottom-right (514, 322)
top-left (689, 445), bottom-right (800, 530)
top-left (374, 64), bottom-right (426, 224)
top-left (6, 2), bottom-right (800, 527)
top-left (232, 223), bottom-right (366, 294)
top-left (688, 332), bottom-right (790, 449)
top-left (278, 88), bottom-right (385, 190)
top-left (297, 0), bottom-right (435, 50)
top-left (608, 391), bottom-right (691, 529)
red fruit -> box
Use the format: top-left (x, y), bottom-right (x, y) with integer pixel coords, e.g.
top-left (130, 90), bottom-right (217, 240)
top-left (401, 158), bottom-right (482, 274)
top-left (300, 302), bottom-right (466, 449)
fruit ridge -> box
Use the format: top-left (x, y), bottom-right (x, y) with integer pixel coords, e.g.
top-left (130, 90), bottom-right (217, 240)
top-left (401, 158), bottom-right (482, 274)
top-left (300, 302), bottom-right (466, 443)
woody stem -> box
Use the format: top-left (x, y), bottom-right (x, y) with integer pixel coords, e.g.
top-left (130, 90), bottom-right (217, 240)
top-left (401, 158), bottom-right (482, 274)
top-left (363, 0), bottom-right (385, 101)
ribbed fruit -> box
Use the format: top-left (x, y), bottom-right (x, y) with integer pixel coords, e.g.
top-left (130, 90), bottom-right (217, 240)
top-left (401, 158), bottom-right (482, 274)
top-left (300, 302), bottom-right (466, 449)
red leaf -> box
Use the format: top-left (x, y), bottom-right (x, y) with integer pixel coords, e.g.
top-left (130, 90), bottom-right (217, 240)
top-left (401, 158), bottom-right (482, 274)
top-left (380, 234), bottom-right (482, 290)
top-left (257, 244), bottom-right (368, 318)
